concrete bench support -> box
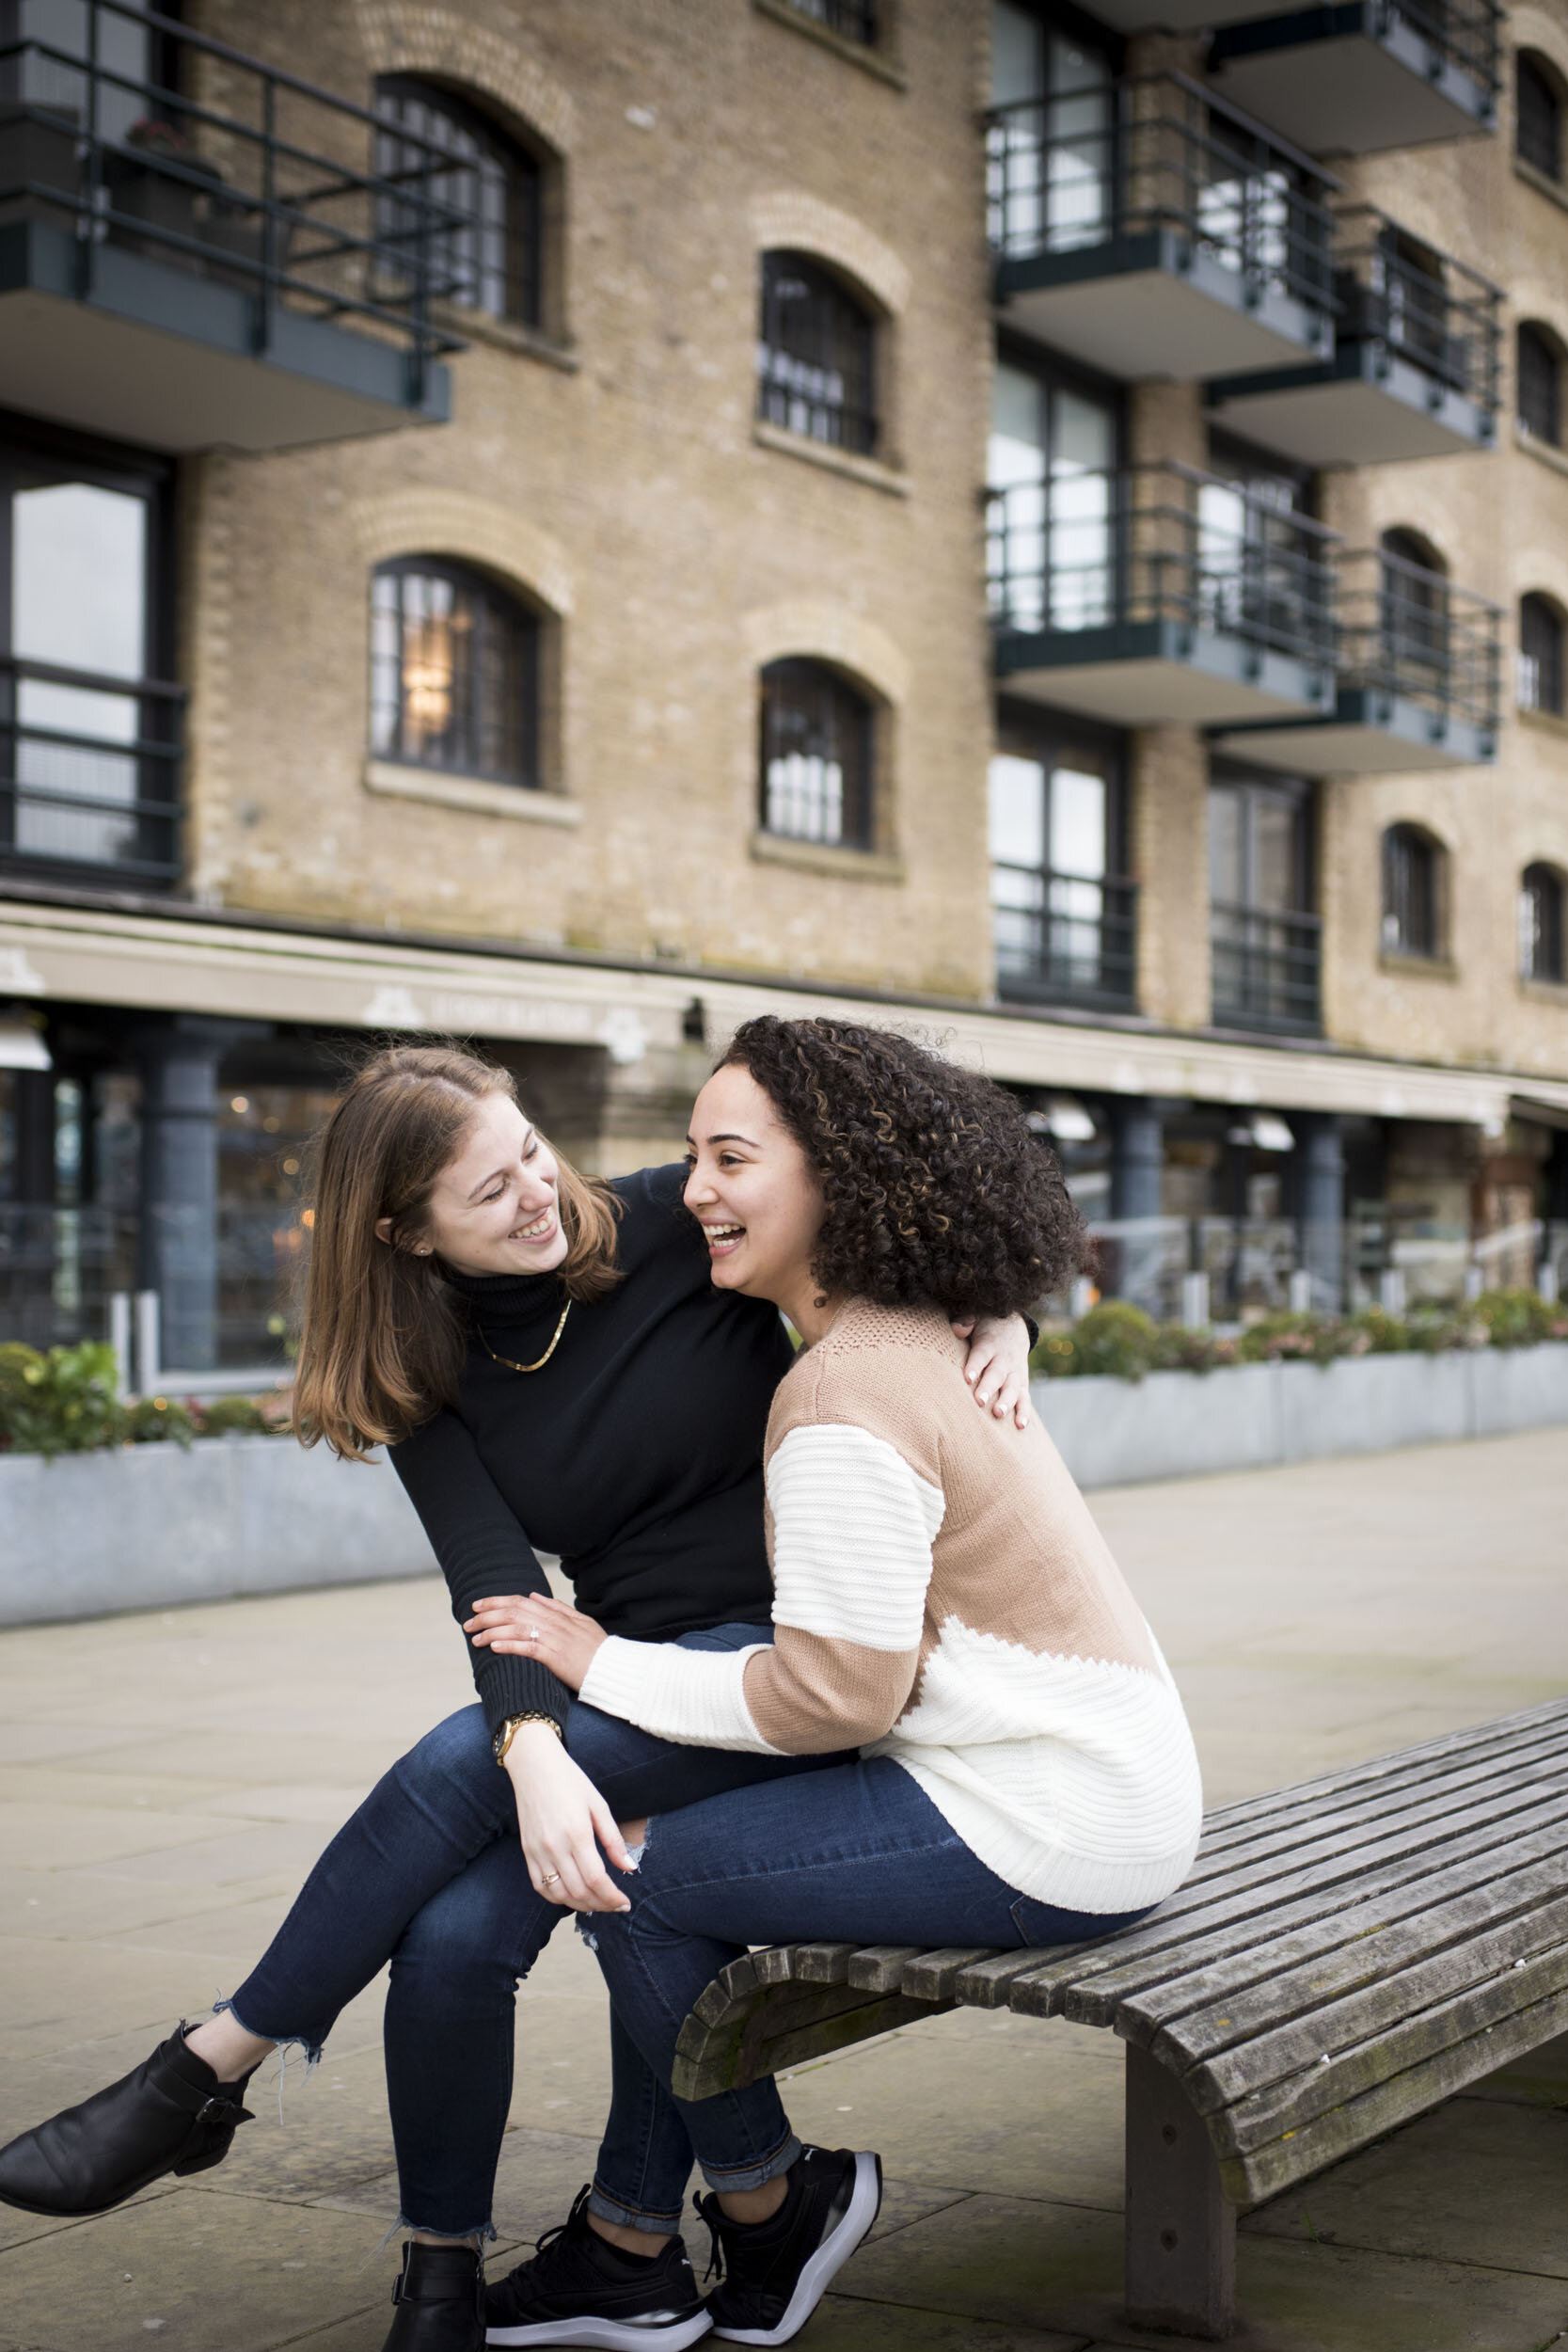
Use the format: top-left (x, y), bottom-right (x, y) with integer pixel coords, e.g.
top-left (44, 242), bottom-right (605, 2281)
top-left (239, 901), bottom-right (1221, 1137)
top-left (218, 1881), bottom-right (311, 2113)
top-left (1125, 2042), bottom-right (1236, 2339)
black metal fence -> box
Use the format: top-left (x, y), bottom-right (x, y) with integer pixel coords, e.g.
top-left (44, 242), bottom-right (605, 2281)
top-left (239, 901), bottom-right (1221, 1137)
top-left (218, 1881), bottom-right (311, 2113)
top-left (993, 869), bottom-right (1137, 1006)
top-left (1210, 903), bottom-right (1322, 1032)
top-left (988, 459), bottom-right (1338, 673)
top-left (0, 652), bottom-right (183, 882)
top-left (1332, 201), bottom-right (1500, 417)
top-left (987, 72), bottom-right (1337, 318)
top-left (1337, 544), bottom-right (1501, 737)
top-left (0, 0), bottom-right (486, 401)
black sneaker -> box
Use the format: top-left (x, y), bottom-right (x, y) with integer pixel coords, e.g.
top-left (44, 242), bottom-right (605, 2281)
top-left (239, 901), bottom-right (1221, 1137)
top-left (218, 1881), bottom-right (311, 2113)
top-left (697, 2145), bottom-right (883, 2346)
top-left (484, 2185), bottom-right (711, 2349)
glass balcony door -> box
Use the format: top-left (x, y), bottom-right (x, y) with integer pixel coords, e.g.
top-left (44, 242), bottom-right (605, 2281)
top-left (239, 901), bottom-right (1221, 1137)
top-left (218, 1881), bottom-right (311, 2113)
top-left (0, 0), bottom-right (154, 147)
top-left (1209, 764), bottom-right (1319, 1031)
top-left (990, 729), bottom-right (1133, 1004)
top-left (989, 359), bottom-right (1117, 635)
top-left (0, 439), bottom-right (178, 878)
top-left (989, 3), bottom-right (1113, 258)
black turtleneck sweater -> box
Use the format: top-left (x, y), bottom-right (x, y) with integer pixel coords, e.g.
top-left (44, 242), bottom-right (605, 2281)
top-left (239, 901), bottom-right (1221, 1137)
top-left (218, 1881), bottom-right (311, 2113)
top-left (388, 1162), bottom-right (795, 1738)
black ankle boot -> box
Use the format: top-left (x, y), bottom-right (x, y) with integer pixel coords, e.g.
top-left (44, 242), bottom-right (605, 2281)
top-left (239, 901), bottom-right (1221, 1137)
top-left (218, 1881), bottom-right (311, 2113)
top-left (382, 2242), bottom-right (485, 2351)
top-left (0, 2026), bottom-right (254, 2217)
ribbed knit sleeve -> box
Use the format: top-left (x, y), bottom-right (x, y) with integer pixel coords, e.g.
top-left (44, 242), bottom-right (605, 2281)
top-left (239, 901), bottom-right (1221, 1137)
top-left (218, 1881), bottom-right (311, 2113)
top-left (577, 1422), bottom-right (943, 1753)
top-left (390, 1411), bottom-right (573, 1737)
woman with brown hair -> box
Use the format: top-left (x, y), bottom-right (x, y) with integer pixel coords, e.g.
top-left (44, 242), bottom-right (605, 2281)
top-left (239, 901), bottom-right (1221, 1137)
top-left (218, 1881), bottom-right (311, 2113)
top-left (0, 1040), bottom-right (1034, 2352)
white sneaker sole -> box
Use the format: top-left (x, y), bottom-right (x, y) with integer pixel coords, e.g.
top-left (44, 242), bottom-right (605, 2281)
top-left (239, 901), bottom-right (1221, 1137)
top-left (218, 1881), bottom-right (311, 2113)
top-left (486, 2310), bottom-right (712, 2349)
top-left (710, 2151), bottom-right (884, 2346)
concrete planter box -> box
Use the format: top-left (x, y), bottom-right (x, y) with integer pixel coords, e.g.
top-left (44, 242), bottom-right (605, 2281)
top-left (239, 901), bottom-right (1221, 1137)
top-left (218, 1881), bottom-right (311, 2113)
top-left (1035, 1343), bottom-right (1568, 1490)
top-left (0, 1437), bottom-right (436, 1628)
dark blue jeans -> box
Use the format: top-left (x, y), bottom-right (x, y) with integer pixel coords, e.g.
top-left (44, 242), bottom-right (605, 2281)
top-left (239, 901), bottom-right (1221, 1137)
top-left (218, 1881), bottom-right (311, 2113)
top-left (223, 1626), bottom-right (841, 2236)
top-left (583, 1755), bottom-right (1153, 2227)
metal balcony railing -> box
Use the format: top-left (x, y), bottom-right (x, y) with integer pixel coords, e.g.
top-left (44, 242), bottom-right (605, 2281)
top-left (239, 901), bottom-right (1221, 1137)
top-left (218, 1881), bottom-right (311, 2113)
top-left (988, 460), bottom-right (1338, 670)
top-left (1210, 903), bottom-right (1322, 1032)
top-left (993, 869), bottom-right (1137, 1006)
top-left (0, 0), bottom-right (484, 400)
top-left (0, 654), bottom-right (184, 882)
top-left (1332, 201), bottom-right (1501, 415)
top-left (986, 73), bottom-right (1338, 316)
top-left (1372, 0), bottom-right (1503, 103)
top-left (1336, 545), bottom-right (1501, 738)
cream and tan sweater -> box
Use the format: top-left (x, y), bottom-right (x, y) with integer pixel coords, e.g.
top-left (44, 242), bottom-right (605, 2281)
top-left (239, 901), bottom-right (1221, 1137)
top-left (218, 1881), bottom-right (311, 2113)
top-left (578, 1297), bottom-right (1203, 1912)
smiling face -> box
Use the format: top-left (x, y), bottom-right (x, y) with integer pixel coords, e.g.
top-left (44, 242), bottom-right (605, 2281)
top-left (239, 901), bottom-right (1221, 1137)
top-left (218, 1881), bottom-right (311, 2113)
top-left (400, 1091), bottom-right (570, 1279)
top-left (683, 1063), bottom-right (831, 1333)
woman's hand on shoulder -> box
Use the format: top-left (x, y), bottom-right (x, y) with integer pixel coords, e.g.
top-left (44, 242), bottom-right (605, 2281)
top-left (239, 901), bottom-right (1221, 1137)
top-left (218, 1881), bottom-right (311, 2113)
top-left (501, 1723), bottom-right (634, 1912)
top-left (467, 1591), bottom-right (607, 1692)
top-left (952, 1312), bottom-right (1033, 1431)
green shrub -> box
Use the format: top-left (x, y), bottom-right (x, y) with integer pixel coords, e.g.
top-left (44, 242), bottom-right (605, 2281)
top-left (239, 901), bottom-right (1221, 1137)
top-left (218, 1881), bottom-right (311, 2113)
top-left (1236, 1311), bottom-right (1366, 1367)
top-left (1067, 1300), bottom-right (1159, 1382)
top-left (122, 1393), bottom-right (198, 1447)
top-left (0, 1341), bottom-right (123, 1459)
top-left (1473, 1288), bottom-right (1562, 1348)
top-left (1147, 1324), bottom-right (1231, 1374)
top-left (1028, 1328), bottom-right (1080, 1379)
top-left (197, 1393), bottom-right (282, 1438)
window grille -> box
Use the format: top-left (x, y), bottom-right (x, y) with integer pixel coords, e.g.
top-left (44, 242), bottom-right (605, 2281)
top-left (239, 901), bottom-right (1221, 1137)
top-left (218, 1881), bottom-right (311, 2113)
top-left (1382, 824), bottom-right (1441, 959)
top-left (758, 660), bottom-right (874, 848)
top-left (1517, 53), bottom-right (1562, 180)
top-left (370, 559), bottom-right (538, 784)
top-left (1520, 863), bottom-right (1565, 982)
top-left (757, 253), bottom-right (878, 456)
top-left (374, 78), bottom-right (542, 326)
top-left (1518, 323), bottom-right (1562, 444)
top-left (1518, 594), bottom-right (1565, 715)
top-left (780, 0), bottom-right (879, 41)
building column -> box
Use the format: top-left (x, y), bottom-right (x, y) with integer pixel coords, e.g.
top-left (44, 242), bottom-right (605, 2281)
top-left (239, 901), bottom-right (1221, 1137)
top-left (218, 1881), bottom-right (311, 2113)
top-left (135, 1017), bottom-right (250, 1374)
top-left (1110, 1098), bottom-right (1164, 1223)
top-left (1293, 1112), bottom-right (1345, 1311)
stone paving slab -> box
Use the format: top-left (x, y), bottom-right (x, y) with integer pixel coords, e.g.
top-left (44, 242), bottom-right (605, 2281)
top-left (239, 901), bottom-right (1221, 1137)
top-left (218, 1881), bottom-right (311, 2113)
top-left (3, 1428), bottom-right (1568, 2350)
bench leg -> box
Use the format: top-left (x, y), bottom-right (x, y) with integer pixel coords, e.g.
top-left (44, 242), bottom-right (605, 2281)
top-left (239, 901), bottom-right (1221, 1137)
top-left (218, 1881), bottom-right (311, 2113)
top-left (1124, 2042), bottom-right (1236, 2339)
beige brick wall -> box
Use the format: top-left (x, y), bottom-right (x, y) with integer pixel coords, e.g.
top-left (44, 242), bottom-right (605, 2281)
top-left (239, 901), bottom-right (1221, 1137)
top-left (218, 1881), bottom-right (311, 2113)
top-left (185, 0), bottom-right (995, 1005)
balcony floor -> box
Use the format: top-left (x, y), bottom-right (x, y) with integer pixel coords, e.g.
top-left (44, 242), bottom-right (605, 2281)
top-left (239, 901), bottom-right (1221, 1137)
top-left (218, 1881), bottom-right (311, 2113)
top-left (996, 620), bottom-right (1332, 726)
top-left (1210, 8), bottom-right (1496, 156)
top-left (0, 220), bottom-right (450, 453)
top-left (1083, 0), bottom-right (1313, 24)
top-left (997, 230), bottom-right (1330, 381)
top-left (1213, 689), bottom-right (1497, 772)
top-left (1207, 342), bottom-right (1495, 467)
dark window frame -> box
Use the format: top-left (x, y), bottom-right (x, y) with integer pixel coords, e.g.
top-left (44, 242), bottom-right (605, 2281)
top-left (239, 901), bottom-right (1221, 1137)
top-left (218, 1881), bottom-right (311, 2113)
top-left (1521, 862), bottom-right (1566, 983)
top-left (988, 340), bottom-right (1125, 635)
top-left (775, 0), bottom-right (880, 43)
top-left (1207, 760), bottom-right (1320, 1035)
top-left (369, 555), bottom-right (541, 787)
top-left (757, 250), bottom-right (879, 458)
top-left (1519, 591), bottom-right (1566, 715)
top-left (373, 74), bottom-right (545, 328)
top-left (989, 703), bottom-right (1134, 1010)
top-left (1518, 320), bottom-right (1563, 445)
top-left (757, 657), bottom-right (878, 850)
top-left (1382, 821), bottom-right (1445, 961)
top-left (1516, 50), bottom-right (1563, 180)
top-left (0, 414), bottom-right (180, 886)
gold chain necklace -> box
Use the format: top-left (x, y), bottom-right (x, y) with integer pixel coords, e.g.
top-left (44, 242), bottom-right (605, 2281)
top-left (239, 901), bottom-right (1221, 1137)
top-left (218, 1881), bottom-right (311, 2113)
top-left (479, 1299), bottom-right (571, 1375)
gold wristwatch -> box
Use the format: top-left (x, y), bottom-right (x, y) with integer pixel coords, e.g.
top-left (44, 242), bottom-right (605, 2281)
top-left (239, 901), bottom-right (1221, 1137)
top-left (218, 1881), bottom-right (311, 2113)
top-left (493, 1712), bottom-right (565, 1767)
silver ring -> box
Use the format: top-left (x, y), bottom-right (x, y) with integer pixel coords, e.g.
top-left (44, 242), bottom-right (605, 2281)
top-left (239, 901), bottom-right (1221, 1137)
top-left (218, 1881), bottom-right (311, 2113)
top-left (527, 1625), bottom-right (541, 1639)
top-left (543, 1871), bottom-right (561, 1887)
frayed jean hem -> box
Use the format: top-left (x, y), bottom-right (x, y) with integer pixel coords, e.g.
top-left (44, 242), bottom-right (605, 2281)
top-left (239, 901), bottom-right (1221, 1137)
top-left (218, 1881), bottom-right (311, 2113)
top-left (212, 1995), bottom-right (323, 2074)
top-left (587, 2181), bottom-right (684, 2237)
top-left (695, 2129), bottom-right (801, 2197)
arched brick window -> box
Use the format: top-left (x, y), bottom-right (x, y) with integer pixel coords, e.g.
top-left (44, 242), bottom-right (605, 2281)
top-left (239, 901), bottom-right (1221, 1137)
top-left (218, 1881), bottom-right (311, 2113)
top-left (1520, 864), bottom-right (1565, 981)
top-left (1517, 322), bottom-right (1562, 445)
top-left (370, 557), bottom-right (539, 784)
top-left (757, 252), bottom-right (878, 455)
top-left (1517, 51), bottom-right (1563, 181)
top-left (1381, 822), bottom-right (1445, 961)
top-left (758, 659), bottom-right (875, 847)
top-left (373, 77), bottom-right (543, 326)
top-left (1518, 593), bottom-right (1565, 715)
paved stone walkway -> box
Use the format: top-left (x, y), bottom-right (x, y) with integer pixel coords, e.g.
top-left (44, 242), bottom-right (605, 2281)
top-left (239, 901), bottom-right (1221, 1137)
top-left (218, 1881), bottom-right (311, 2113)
top-left (3, 1427), bottom-right (1567, 2352)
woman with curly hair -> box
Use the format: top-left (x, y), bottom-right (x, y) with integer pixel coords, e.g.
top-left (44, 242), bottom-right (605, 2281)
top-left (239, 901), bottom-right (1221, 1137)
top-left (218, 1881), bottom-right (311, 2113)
top-left (481, 1016), bottom-right (1203, 2349)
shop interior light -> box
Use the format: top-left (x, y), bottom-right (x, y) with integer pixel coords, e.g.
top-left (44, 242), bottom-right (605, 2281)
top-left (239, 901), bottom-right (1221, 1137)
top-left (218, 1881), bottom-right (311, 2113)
top-left (0, 1016), bottom-right (51, 1071)
top-left (1249, 1113), bottom-right (1296, 1152)
top-left (1039, 1095), bottom-right (1097, 1143)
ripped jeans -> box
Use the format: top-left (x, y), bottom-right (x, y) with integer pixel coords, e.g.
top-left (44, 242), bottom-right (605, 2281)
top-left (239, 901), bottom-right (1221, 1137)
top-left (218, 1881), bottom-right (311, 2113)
top-left (582, 1756), bottom-right (1155, 2233)
top-left (222, 1625), bottom-right (843, 2238)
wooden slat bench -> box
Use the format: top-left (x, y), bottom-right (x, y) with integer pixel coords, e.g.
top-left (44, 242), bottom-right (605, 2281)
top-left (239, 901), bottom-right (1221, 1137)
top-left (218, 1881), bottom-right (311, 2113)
top-left (672, 1696), bottom-right (1568, 2341)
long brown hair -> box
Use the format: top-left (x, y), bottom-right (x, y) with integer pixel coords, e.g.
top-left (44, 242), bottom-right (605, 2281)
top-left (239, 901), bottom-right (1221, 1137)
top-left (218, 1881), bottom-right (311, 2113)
top-left (293, 1043), bottom-right (622, 1462)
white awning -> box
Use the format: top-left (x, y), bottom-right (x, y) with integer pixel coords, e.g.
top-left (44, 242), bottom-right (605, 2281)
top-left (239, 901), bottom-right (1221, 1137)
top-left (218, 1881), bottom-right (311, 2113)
top-left (0, 898), bottom-right (1551, 1131)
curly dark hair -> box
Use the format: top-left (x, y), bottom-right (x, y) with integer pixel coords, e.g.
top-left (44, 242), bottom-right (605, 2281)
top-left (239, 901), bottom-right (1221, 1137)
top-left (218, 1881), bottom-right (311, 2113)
top-left (718, 1015), bottom-right (1084, 1318)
